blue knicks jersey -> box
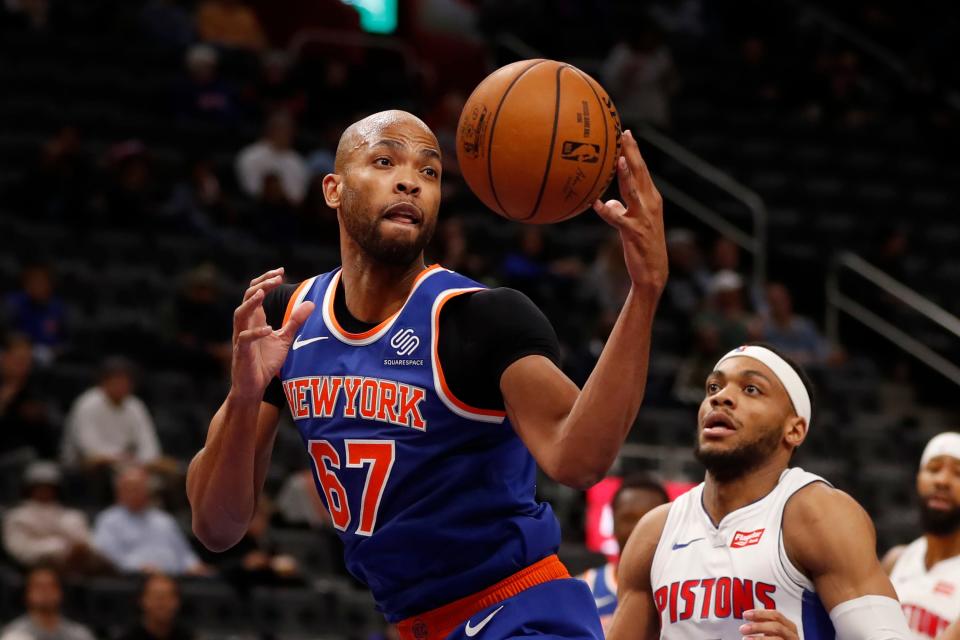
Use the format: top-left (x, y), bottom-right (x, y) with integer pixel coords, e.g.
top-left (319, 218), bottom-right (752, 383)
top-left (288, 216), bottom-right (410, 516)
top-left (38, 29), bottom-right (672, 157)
top-left (278, 266), bottom-right (561, 622)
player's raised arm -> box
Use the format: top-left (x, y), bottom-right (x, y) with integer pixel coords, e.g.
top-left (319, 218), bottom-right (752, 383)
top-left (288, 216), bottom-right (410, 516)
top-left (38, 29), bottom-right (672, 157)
top-left (501, 129), bottom-right (668, 488)
top-left (784, 482), bottom-right (911, 640)
top-left (187, 268), bottom-right (314, 551)
top-left (607, 503), bottom-right (670, 640)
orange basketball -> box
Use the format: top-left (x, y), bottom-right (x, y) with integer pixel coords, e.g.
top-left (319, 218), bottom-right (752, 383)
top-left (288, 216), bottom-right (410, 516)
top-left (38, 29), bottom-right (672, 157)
top-left (456, 59), bottom-right (622, 224)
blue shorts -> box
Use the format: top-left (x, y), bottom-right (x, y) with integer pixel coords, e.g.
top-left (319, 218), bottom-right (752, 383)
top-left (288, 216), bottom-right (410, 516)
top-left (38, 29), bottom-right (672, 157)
top-left (444, 579), bottom-right (604, 640)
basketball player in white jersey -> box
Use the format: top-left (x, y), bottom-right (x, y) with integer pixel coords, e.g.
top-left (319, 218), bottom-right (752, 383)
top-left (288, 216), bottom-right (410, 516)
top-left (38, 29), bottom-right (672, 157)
top-left (608, 344), bottom-right (911, 640)
top-left (882, 433), bottom-right (960, 640)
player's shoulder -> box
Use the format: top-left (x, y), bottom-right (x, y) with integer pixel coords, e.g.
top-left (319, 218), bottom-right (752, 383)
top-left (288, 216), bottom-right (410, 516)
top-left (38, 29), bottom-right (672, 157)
top-left (785, 479), bottom-right (867, 524)
top-left (262, 282), bottom-right (300, 326)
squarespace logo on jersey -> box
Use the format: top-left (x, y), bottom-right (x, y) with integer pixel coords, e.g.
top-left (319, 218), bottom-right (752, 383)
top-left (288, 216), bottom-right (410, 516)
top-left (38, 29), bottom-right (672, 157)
top-left (384, 328), bottom-right (424, 367)
top-left (654, 578), bottom-right (777, 625)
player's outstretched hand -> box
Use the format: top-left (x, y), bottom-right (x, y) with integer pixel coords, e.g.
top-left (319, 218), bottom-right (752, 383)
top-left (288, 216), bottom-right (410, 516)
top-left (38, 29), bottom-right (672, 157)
top-left (592, 129), bottom-right (668, 294)
top-left (231, 267), bottom-right (315, 401)
top-left (739, 608), bottom-right (799, 640)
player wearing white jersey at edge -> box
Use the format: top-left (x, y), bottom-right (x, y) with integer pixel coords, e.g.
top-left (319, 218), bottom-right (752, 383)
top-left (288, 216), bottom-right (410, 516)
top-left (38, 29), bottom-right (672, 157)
top-left (608, 344), bottom-right (911, 640)
top-left (882, 433), bottom-right (960, 640)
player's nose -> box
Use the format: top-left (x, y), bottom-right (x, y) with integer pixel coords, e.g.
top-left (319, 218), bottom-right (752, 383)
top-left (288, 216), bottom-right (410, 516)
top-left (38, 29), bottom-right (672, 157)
top-left (709, 388), bottom-right (735, 408)
top-left (395, 176), bottom-right (421, 196)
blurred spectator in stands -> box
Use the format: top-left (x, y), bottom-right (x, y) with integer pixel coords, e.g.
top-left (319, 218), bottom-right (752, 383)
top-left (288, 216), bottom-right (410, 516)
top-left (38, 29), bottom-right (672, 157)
top-left (61, 357), bottom-right (162, 471)
top-left (245, 50), bottom-right (307, 119)
top-left (428, 216), bottom-right (486, 282)
top-left (1, 0), bottom-right (50, 32)
top-left (871, 225), bottom-right (911, 284)
top-left (0, 334), bottom-right (58, 459)
top-left (163, 264), bottom-right (232, 375)
top-left (0, 566), bottom-right (95, 640)
top-left (580, 232), bottom-right (631, 331)
top-left (199, 497), bottom-right (300, 594)
top-left (196, 0), bottom-right (267, 51)
top-left (661, 228), bottom-right (710, 318)
top-left (175, 44), bottom-right (238, 124)
top-left (2, 462), bottom-right (109, 576)
top-left (738, 37), bottom-right (782, 104)
top-left (298, 174), bottom-right (342, 245)
top-left (275, 469), bottom-right (332, 529)
top-left (12, 125), bottom-right (92, 221)
top-left (96, 140), bottom-right (163, 231)
top-left (4, 262), bottom-right (66, 365)
top-left (162, 157), bottom-right (237, 235)
top-left (139, 0), bottom-right (194, 49)
top-left (117, 573), bottom-right (195, 640)
top-left (236, 110), bottom-right (308, 205)
top-left (601, 18), bottom-right (678, 129)
top-left (709, 236), bottom-right (741, 274)
top-left (92, 466), bottom-right (209, 576)
top-left (693, 270), bottom-right (760, 355)
top-left (501, 227), bottom-right (581, 306)
top-left (649, 0), bottom-right (704, 40)
top-left (761, 282), bottom-right (837, 367)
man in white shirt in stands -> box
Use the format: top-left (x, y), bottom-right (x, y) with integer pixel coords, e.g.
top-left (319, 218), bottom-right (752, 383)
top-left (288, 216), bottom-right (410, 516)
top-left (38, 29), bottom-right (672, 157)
top-left (61, 357), bottom-right (161, 470)
top-left (235, 110), bottom-right (308, 205)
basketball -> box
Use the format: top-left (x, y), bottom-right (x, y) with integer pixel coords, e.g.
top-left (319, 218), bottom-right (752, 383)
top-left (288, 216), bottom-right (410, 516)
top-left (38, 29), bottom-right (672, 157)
top-left (456, 59), bottom-right (622, 224)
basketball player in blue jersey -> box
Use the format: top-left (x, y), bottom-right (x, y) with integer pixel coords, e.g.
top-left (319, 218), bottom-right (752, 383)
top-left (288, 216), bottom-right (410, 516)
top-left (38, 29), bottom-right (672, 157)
top-left (580, 475), bottom-right (669, 632)
top-left (608, 343), bottom-right (911, 640)
top-left (186, 110), bottom-right (669, 640)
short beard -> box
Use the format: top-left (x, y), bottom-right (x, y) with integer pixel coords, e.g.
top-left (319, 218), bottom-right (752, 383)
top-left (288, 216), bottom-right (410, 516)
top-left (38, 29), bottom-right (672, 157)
top-left (340, 186), bottom-right (436, 266)
top-left (920, 503), bottom-right (960, 536)
top-left (694, 425), bottom-right (783, 482)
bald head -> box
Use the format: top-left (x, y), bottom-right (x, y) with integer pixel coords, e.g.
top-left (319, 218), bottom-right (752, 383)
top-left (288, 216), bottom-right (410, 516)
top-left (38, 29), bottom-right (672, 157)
top-left (334, 110), bottom-right (438, 173)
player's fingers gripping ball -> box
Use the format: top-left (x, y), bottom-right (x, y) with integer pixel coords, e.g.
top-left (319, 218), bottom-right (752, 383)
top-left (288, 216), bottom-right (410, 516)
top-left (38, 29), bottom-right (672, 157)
top-left (457, 59), bottom-right (622, 224)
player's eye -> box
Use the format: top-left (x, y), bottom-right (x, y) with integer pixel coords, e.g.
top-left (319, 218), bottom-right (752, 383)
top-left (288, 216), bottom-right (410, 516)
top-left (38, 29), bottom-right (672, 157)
top-left (706, 382), bottom-right (720, 394)
top-left (422, 167), bottom-right (439, 178)
top-left (375, 157), bottom-right (392, 167)
top-left (744, 384), bottom-right (761, 395)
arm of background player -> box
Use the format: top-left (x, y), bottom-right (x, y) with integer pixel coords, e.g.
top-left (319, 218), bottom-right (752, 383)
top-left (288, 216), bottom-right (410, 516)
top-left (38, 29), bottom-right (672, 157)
top-left (879, 545), bottom-right (906, 575)
top-left (607, 504), bottom-right (669, 640)
top-left (187, 268), bottom-right (313, 552)
top-left (502, 130), bottom-right (667, 489)
top-left (783, 482), bottom-right (900, 609)
top-left (936, 619), bottom-right (960, 640)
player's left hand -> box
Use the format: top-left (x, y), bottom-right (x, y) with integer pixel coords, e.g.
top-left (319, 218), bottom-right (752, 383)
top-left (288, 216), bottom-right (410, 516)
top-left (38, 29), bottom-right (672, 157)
top-left (592, 129), bottom-right (668, 294)
top-left (739, 608), bottom-right (799, 640)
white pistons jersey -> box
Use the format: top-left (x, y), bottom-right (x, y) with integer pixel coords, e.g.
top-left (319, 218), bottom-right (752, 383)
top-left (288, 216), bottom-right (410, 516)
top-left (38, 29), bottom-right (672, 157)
top-left (651, 468), bottom-right (836, 640)
top-left (890, 537), bottom-right (960, 639)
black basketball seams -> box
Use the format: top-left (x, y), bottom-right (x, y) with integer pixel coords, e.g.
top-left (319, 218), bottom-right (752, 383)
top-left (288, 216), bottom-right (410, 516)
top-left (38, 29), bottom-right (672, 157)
top-left (562, 66), bottom-right (613, 220)
top-left (519, 64), bottom-right (567, 221)
top-left (486, 59), bottom-right (548, 219)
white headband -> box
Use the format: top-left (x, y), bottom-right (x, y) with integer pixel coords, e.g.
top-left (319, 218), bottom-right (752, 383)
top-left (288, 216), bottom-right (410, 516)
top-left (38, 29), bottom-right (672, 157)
top-left (715, 346), bottom-right (812, 428)
top-left (920, 432), bottom-right (960, 468)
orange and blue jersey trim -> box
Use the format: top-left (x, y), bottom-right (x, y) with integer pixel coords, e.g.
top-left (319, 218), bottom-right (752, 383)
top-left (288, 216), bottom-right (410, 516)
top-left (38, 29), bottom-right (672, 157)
top-left (396, 555), bottom-right (570, 640)
top-left (322, 265), bottom-right (445, 345)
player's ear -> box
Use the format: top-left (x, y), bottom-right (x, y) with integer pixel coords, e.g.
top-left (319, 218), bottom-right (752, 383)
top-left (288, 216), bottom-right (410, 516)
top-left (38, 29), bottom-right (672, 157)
top-left (322, 173), bottom-right (343, 209)
top-left (784, 414), bottom-right (808, 449)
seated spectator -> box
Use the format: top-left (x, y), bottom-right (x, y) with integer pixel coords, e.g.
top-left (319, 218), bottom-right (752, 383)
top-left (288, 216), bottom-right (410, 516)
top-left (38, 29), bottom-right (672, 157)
top-left (162, 157), bottom-right (236, 235)
top-left (236, 110), bottom-right (308, 205)
top-left (761, 282), bottom-right (833, 366)
top-left (163, 264), bottom-right (232, 374)
top-left (601, 18), bottom-right (678, 128)
top-left (11, 125), bottom-right (93, 222)
top-left (199, 498), bottom-right (301, 594)
top-left (693, 270), bottom-right (759, 358)
top-left (0, 566), bottom-right (95, 640)
top-left (275, 469), bottom-right (331, 529)
top-left (196, 0), bottom-right (267, 51)
top-left (2, 462), bottom-right (108, 575)
top-left (3, 262), bottom-right (66, 364)
top-left (117, 573), bottom-right (195, 640)
top-left (661, 228), bottom-right (710, 318)
top-left (0, 334), bottom-right (59, 460)
top-left (92, 466), bottom-right (208, 576)
top-left (247, 50), bottom-right (307, 119)
top-left (61, 357), bottom-right (162, 471)
top-left (95, 140), bottom-right (163, 231)
top-left (175, 44), bottom-right (238, 124)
